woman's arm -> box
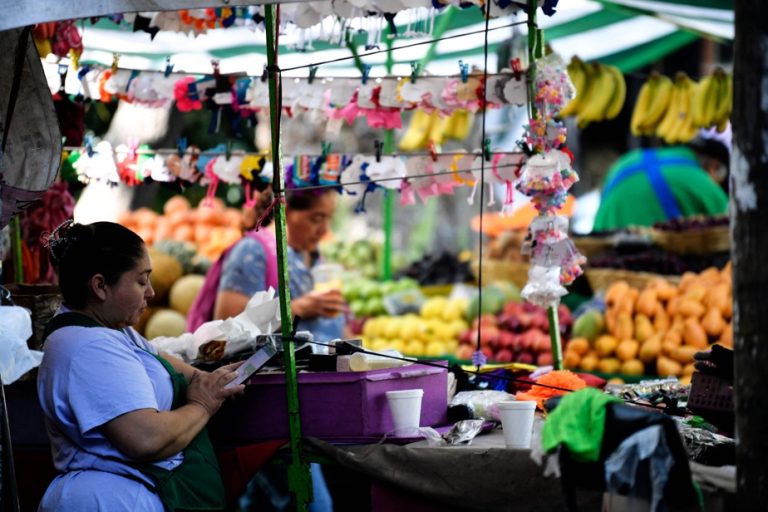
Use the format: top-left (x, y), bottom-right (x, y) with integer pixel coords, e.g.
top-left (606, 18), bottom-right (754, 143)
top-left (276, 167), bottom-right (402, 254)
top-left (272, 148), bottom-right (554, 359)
top-left (102, 368), bottom-right (243, 461)
top-left (213, 289), bottom-right (250, 321)
top-left (159, 352), bottom-right (198, 381)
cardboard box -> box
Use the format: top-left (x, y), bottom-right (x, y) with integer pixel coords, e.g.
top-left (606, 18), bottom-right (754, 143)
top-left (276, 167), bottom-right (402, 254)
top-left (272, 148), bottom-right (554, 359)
top-left (210, 363), bottom-right (448, 443)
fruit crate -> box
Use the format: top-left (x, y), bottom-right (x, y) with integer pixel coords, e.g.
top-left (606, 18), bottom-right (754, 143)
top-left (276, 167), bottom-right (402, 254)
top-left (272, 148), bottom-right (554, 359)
top-left (651, 225), bottom-right (730, 254)
top-left (470, 258), bottom-right (529, 289)
top-left (584, 268), bottom-right (680, 293)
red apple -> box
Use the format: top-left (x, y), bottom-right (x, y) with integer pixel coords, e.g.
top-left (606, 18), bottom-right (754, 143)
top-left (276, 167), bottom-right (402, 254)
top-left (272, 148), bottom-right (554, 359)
top-left (498, 331), bottom-right (515, 349)
top-left (516, 350), bottom-right (535, 365)
top-left (456, 344), bottom-right (474, 361)
top-left (481, 347), bottom-right (494, 360)
top-left (502, 301), bottom-right (523, 317)
top-left (537, 352), bottom-right (553, 366)
top-left (495, 348), bottom-right (513, 363)
top-left (459, 330), bottom-right (474, 345)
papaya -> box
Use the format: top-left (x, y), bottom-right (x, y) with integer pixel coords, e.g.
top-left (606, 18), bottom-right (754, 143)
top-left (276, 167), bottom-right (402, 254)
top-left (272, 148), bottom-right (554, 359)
top-left (684, 284), bottom-right (708, 304)
top-left (634, 314), bottom-right (654, 343)
top-left (678, 272), bottom-right (699, 293)
top-left (616, 339), bottom-right (640, 362)
top-left (648, 277), bottom-right (677, 301)
top-left (636, 288), bottom-right (658, 318)
top-left (621, 359), bottom-right (644, 376)
top-left (605, 309), bottom-right (618, 336)
top-left (615, 313), bottom-right (634, 341)
top-left (663, 328), bottom-right (683, 346)
top-left (683, 363), bottom-right (696, 376)
top-left (672, 345), bottom-right (698, 365)
top-left (580, 352), bottom-right (599, 372)
top-left (653, 303), bottom-right (670, 333)
top-left (639, 333), bottom-right (662, 363)
top-left (699, 267), bottom-right (722, 287)
top-left (605, 281), bottom-right (630, 310)
top-left (719, 323), bottom-right (733, 347)
top-left (678, 299), bottom-right (706, 319)
top-left (563, 351), bottom-right (581, 370)
top-left (705, 284), bottom-right (730, 313)
top-left (618, 288), bottom-right (639, 315)
top-left (683, 318), bottom-right (708, 349)
top-left (701, 308), bottom-right (725, 338)
top-left (567, 337), bottom-right (591, 357)
top-left (598, 358), bottom-right (622, 374)
top-left (662, 340), bottom-right (680, 357)
top-left (667, 296), bottom-right (682, 317)
top-left (656, 356), bottom-right (683, 377)
top-left (595, 335), bottom-right (619, 357)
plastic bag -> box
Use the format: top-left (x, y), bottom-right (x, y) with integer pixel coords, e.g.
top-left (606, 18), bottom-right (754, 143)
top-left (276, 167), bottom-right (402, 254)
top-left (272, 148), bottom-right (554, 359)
top-left (450, 390), bottom-right (515, 421)
top-left (0, 306), bottom-right (43, 384)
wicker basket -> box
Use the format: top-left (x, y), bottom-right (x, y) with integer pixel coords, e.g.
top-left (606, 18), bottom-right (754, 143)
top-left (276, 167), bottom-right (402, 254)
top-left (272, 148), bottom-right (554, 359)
top-left (471, 258), bottom-right (530, 289)
top-left (585, 268), bottom-right (680, 292)
top-left (651, 225), bottom-right (730, 254)
top-left (4, 284), bottom-right (63, 350)
top-left (572, 236), bottom-right (614, 259)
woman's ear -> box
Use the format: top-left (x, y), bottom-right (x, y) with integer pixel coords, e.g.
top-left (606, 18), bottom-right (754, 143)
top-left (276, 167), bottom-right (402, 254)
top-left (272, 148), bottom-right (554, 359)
top-left (89, 274), bottom-right (108, 301)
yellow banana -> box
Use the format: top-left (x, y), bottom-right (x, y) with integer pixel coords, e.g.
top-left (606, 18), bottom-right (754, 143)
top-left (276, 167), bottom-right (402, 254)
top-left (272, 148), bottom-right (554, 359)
top-left (713, 71), bottom-right (732, 130)
top-left (631, 75), bottom-right (656, 136)
top-left (640, 73), bottom-right (673, 136)
top-left (604, 65), bottom-right (626, 120)
top-left (559, 57), bottom-right (588, 118)
top-left (669, 74), bottom-right (696, 143)
top-left (656, 76), bottom-right (683, 142)
top-left (577, 63), bottom-right (615, 128)
top-left (691, 74), bottom-right (715, 128)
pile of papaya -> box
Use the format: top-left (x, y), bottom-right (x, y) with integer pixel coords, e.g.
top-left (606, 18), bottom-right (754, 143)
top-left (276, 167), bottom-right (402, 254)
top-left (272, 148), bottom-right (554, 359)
top-left (565, 263), bottom-right (732, 384)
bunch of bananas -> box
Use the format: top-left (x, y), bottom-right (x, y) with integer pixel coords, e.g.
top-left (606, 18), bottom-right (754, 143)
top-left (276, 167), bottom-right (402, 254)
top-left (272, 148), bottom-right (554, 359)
top-left (691, 67), bottom-right (732, 133)
top-left (559, 57), bottom-right (626, 128)
top-left (631, 68), bottom-right (732, 142)
top-left (398, 109), bottom-right (473, 151)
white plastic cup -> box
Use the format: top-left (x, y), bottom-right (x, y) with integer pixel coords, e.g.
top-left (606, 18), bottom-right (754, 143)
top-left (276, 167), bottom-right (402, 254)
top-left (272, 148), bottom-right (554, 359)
top-left (385, 389), bottom-right (424, 435)
top-left (498, 400), bottom-right (537, 449)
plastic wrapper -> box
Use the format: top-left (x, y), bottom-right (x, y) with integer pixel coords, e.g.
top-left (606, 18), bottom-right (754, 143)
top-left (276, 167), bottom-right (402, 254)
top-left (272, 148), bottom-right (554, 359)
top-left (443, 420), bottom-right (486, 445)
top-left (450, 390), bottom-right (515, 421)
top-left (151, 288), bottom-right (281, 362)
top-left (521, 265), bottom-right (567, 308)
top-left (677, 422), bottom-right (734, 466)
top-left (0, 306), bottom-right (43, 384)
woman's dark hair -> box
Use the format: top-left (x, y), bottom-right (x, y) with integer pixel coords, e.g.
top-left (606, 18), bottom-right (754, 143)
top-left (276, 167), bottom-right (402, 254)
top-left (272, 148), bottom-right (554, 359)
top-left (48, 221), bottom-right (146, 309)
top-left (248, 188), bottom-right (334, 229)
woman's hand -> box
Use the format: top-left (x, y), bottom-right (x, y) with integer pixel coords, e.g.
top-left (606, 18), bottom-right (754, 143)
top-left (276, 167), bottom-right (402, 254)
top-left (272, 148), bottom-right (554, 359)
top-left (291, 289), bottom-right (347, 319)
top-left (186, 367), bottom-right (244, 416)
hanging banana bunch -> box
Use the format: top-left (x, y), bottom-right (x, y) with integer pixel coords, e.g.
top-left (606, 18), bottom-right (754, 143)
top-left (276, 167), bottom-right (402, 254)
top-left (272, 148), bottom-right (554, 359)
top-left (691, 67), bottom-right (732, 132)
top-left (655, 72), bottom-right (699, 144)
top-left (630, 71), bottom-right (674, 137)
top-left (559, 57), bottom-right (626, 128)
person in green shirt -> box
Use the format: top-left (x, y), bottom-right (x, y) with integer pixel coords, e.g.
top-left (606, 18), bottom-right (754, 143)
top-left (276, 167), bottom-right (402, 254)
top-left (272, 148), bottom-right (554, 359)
top-left (593, 143), bottom-right (729, 232)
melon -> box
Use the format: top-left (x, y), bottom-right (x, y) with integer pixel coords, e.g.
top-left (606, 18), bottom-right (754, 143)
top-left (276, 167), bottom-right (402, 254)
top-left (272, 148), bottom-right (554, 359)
top-left (148, 248), bottom-right (183, 303)
top-left (145, 309), bottom-right (187, 339)
top-left (169, 274), bottom-right (206, 316)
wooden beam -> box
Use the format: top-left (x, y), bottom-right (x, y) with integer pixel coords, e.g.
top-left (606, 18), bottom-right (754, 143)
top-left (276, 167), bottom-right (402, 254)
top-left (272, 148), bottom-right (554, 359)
top-left (0, 0), bottom-right (304, 31)
top-left (732, 0), bottom-right (768, 509)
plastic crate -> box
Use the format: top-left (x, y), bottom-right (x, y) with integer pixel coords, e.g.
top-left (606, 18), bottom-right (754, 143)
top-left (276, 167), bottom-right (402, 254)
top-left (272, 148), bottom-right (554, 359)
top-left (687, 372), bottom-right (733, 415)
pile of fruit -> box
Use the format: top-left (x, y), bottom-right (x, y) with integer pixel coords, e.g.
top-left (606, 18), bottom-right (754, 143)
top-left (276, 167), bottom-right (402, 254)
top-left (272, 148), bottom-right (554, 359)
top-left (342, 277), bottom-right (420, 318)
top-left (119, 196), bottom-right (243, 262)
top-left (320, 239), bottom-right (384, 280)
top-left (559, 57), bottom-right (626, 128)
top-left (565, 264), bottom-right (732, 382)
top-left (360, 297), bottom-right (469, 357)
top-left (630, 68), bottom-right (732, 142)
top-left (457, 302), bottom-right (573, 365)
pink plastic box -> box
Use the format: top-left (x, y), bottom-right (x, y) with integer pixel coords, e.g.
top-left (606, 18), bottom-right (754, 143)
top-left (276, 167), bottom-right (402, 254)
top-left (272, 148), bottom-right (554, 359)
top-left (210, 363), bottom-right (448, 443)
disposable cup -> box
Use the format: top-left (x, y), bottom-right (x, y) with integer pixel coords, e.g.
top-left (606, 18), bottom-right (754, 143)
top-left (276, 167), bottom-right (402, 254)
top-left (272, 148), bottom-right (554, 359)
top-left (385, 389), bottom-right (424, 435)
top-left (311, 263), bottom-right (344, 293)
top-left (498, 400), bottom-right (537, 449)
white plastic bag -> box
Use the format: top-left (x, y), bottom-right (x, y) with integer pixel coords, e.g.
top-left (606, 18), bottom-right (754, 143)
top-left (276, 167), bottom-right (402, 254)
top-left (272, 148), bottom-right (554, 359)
top-left (0, 306), bottom-right (43, 384)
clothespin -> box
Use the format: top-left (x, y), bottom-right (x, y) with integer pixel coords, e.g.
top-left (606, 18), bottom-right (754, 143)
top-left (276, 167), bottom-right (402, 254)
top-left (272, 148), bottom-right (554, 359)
top-left (225, 141), bottom-right (232, 161)
top-left (510, 58), bottom-right (523, 81)
top-left (260, 64), bottom-right (268, 82)
top-left (57, 63), bottom-right (68, 92)
top-left (427, 141), bottom-right (438, 162)
top-left (361, 64), bottom-right (372, 85)
top-left (111, 53), bottom-right (120, 74)
top-left (321, 141), bottom-right (332, 157)
top-left (483, 138), bottom-right (492, 162)
top-left (410, 62), bottom-right (419, 84)
top-left (374, 140), bottom-right (383, 163)
top-left (84, 134), bottom-right (94, 157)
top-left (164, 56), bottom-right (174, 78)
top-left (77, 64), bottom-right (90, 81)
top-left (308, 65), bottom-right (318, 84)
top-left (458, 60), bottom-right (469, 84)
top-left (177, 137), bottom-right (188, 157)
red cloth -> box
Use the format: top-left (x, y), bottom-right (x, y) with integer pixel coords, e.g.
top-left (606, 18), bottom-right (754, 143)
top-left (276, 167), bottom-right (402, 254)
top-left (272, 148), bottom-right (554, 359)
top-left (216, 440), bottom-right (286, 506)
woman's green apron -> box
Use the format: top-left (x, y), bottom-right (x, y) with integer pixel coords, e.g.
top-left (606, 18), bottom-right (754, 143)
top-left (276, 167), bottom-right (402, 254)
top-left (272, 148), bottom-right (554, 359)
top-left (44, 312), bottom-right (226, 511)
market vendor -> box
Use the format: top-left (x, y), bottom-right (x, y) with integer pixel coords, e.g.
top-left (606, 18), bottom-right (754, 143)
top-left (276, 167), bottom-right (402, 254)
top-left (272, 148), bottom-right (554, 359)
top-left (189, 186), bottom-right (347, 341)
top-left (37, 220), bottom-right (244, 511)
top-left (592, 138), bottom-right (729, 232)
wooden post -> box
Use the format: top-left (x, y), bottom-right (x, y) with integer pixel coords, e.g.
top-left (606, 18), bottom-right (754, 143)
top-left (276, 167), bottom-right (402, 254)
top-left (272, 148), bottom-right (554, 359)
top-left (732, 0), bottom-right (768, 508)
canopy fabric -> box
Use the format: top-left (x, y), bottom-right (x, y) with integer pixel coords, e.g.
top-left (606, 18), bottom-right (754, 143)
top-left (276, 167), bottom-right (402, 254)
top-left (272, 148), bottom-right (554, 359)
top-left (46, 0), bottom-right (732, 77)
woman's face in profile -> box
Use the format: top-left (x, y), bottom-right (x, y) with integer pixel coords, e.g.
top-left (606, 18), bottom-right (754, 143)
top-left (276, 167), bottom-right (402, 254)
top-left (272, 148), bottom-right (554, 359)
top-left (104, 249), bottom-right (155, 329)
top-left (286, 193), bottom-right (336, 253)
